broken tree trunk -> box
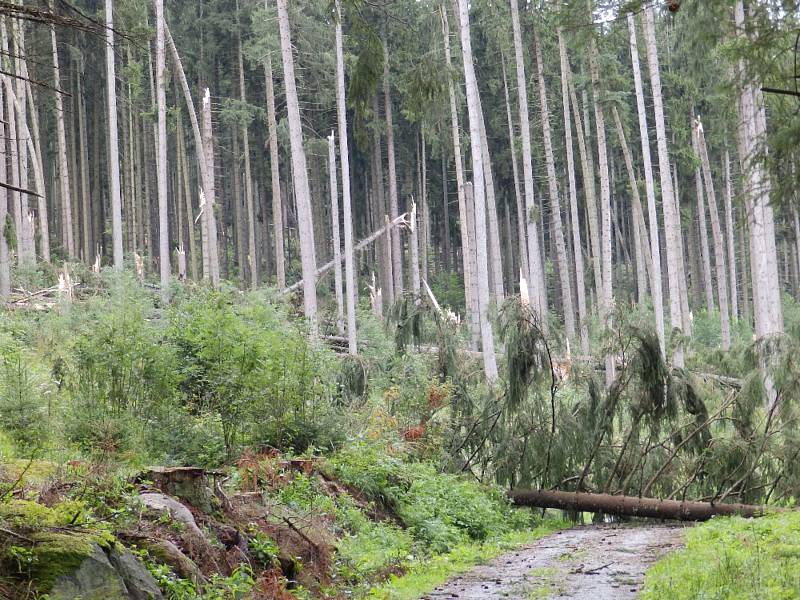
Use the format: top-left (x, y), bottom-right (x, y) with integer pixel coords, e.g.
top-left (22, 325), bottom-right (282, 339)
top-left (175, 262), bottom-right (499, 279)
top-left (508, 489), bottom-right (768, 521)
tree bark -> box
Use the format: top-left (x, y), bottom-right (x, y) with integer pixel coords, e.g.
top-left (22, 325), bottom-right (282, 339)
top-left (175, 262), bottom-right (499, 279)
top-left (155, 0), bottom-right (170, 296)
top-left (0, 80), bottom-right (9, 298)
top-left (643, 6), bottom-right (686, 367)
top-left (383, 39), bottom-right (403, 296)
top-left (263, 55), bottom-right (285, 289)
top-left (455, 0), bottom-right (498, 381)
top-left (724, 149), bottom-right (738, 321)
top-left (328, 133), bottom-right (345, 334)
top-left (693, 138), bottom-right (715, 315)
top-left (335, 0), bottom-right (357, 354)
top-left (695, 118), bottom-right (731, 350)
top-left (509, 0), bottom-right (546, 324)
top-left (237, 25), bottom-right (257, 288)
top-left (508, 489), bottom-right (766, 521)
top-left (277, 0), bottom-right (318, 328)
top-left (51, 18), bottom-right (73, 260)
top-left (106, 0), bottom-right (124, 270)
top-left (627, 13), bottom-right (665, 353)
top-left (534, 29), bottom-right (574, 341)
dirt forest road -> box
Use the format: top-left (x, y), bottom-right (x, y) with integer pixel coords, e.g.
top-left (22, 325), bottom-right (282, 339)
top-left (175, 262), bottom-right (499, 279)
top-left (424, 523), bottom-right (687, 599)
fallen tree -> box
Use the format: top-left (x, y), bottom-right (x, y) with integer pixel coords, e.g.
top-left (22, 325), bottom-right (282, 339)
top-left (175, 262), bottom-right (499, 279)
top-left (508, 489), bottom-right (769, 521)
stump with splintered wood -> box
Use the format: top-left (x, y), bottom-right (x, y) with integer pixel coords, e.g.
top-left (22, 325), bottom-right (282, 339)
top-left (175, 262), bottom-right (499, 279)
top-left (138, 467), bottom-right (222, 514)
top-left (508, 489), bottom-right (771, 521)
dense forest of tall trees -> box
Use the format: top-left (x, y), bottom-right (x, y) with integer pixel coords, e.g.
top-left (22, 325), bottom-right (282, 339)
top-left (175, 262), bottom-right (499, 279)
top-left (0, 0), bottom-right (797, 377)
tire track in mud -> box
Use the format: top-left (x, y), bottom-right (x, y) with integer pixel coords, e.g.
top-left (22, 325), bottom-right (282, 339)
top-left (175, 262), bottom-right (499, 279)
top-left (424, 523), bottom-right (686, 599)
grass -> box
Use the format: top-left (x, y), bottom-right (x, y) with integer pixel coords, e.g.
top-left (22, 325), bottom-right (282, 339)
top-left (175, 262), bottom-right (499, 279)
top-left (642, 511), bottom-right (800, 600)
top-left (363, 519), bottom-right (568, 600)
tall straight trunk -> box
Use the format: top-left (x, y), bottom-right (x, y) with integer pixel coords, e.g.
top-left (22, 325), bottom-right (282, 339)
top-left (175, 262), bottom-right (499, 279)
top-left (558, 32), bottom-right (589, 353)
top-left (476, 100), bottom-right (504, 302)
top-left (455, 0), bottom-right (498, 381)
top-left (371, 103), bottom-right (394, 307)
top-left (695, 118), bottom-right (731, 349)
top-left (1, 20), bottom-right (20, 263)
top-left (155, 0), bottom-right (170, 294)
top-left (735, 1), bottom-right (782, 339)
top-left (328, 133), bottom-right (345, 333)
top-left (501, 55), bottom-right (528, 282)
top-left (643, 6), bottom-right (686, 367)
top-left (201, 90), bottom-right (220, 285)
top-left (441, 154), bottom-right (452, 271)
top-left (693, 145), bottom-right (714, 314)
top-left (177, 116), bottom-right (198, 280)
top-left (0, 80), bottom-right (8, 298)
top-left (627, 13), bottom-right (665, 353)
top-left (51, 20), bottom-right (73, 259)
top-left (739, 213), bottom-right (751, 325)
top-left (383, 39), bottom-right (403, 296)
top-left (106, 0), bottom-right (124, 269)
top-left (441, 6), bottom-right (479, 346)
top-left (509, 0), bottom-right (546, 324)
top-left (232, 132), bottom-right (246, 281)
top-left (674, 163), bottom-right (692, 333)
top-left (263, 55), bottom-right (285, 288)
top-left (237, 27), bottom-right (257, 287)
top-left (13, 19), bottom-right (33, 266)
top-left (78, 63), bottom-right (92, 261)
top-left (569, 80), bottom-right (602, 312)
top-left (335, 0), bottom-right (357, 353)
top-left (19, 23), bottom-right (47, 263)
top-left (588, 44), bottom-right (615, 385)
top-left (724, 149), bottom-right (738, 321)
top-left (420, 131), bottom-right (429, 283)
top-left (410, 200), bottom-right (421, 296)
top-left (534, 29), bottom-right (574, 340)
top-left (127, 47), bottom-right (138, 254)
top-left (277, 0), bottom-right (318, 326)
top-left (612, 107), bottom-right (654, 304)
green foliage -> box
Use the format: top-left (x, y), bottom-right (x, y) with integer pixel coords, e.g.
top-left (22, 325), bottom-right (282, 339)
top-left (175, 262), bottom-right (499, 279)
top-left (642, 512), bottom-right (800, 600)
top-left (0, 352), bottom-right (50, 451)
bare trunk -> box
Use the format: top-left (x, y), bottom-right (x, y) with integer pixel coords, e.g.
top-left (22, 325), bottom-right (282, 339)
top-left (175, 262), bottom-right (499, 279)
top-left (535, 29), bottom-right (574, 341)
top-left (201, 90), bottom-right (221, 286)
top-left (476, 100), bottom-right (504, 302)
top-left (155, 0), bottom-right (170, 296)
top-left (106, 0), bottom-right (124, 269)
top-left (237, 28), bottom-right (257, 287)
top-left (588, 46), bottom-right (615, 386)
top-left (627, 13), bottom-right (665, 353)
top-left (383, 39), bottom-right (403, 296)
top-left (263, 55), bottom-right (285, 289)
top-left (335, 0), bottom-right (357, 354)
top-left (0, 80), bottom-right (8, 298)
top-left (51, 20), bottom-right (73, 260)
top-left (328, 133), bottom-right (345, 333)
top-left (509, 0), bottom-right (546, 325)
top-left (14, 19), bottom-right (33, 265)
top-left (643, 6), bottom-right (686, 367)
top-left (455, 0), bottom-right (498, 381)
top-left (694, 148), bottom-right (715, 314)
top-left (724, 149), bottom-right (738, 321)
top-left (277, 0), bottom-right (318, 327)
top-left (695, 118), bottom-right (731, 350)
top-left (553, 40), bottom-right (588, 354)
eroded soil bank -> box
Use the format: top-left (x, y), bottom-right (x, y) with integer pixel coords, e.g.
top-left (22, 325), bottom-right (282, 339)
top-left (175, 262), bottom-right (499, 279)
top-left (424, 523), bottom-right (686, 599)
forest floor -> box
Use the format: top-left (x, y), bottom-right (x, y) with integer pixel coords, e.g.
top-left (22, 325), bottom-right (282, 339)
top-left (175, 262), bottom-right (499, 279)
top-left (423, 523), bottom-right (687, 599)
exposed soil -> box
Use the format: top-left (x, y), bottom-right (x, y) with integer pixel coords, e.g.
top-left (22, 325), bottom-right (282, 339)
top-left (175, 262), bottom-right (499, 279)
top-left (424, 523), bottom-right (687, 599)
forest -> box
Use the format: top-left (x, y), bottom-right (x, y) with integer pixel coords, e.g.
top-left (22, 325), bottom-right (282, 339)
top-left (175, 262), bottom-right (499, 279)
top-left (0, 0), bottom-right (798, 598)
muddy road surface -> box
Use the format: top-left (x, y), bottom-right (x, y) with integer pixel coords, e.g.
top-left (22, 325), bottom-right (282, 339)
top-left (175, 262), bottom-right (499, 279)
top-left (424, 523), bottom-right (686, 599)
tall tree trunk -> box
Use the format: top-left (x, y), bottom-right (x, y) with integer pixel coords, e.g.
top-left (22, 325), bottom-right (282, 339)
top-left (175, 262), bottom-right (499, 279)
top-left (0, 81), bottom-right (9, 298)
top-left (509, 0), bottom-right (546, 325)
top-left (693, 139), bottom-right (714, 314)
top-left (441, 5), bottom-right (479, 346)
top-left (627, 12), bottom-right (665, 353)
top-left (694, 118), bottom-right (731, 350)
top-left (724, 148), bottom-right (738, 321)
top-left (237, 25), bottom-right (257, 287)
top-left (501, 54), bottom-right (528, 284)
top-left (335, 0), bottom-right (357, 354)
top-left (155, 0), bottom-right (170, 295)
top-left (410, 200), bottom-right (421, 296)
top-left (50, 18), bottom-right (73, 260)
top-left (78, 61), bottom-right (92, 262)
top-left (643, 6), bottom-right (686, 367)
top-left (441, 154), bottom-right (452, 271)
top-left (455, 0), bottom-right (498, 381)
top-left (106, 0), bottom-right (124, 269)
top-left (201, 90), bottom-right (220, 286)
top-left (328, 133), bottom-right (345, 333)
top-left (476, 100), bottom-right (504, 302)
top-left (177, 116), bottom-right (198, 280)
top-left (277, 0), bottom-right (318, 327)
top-left (371, 100), bottom-right (394, 307)
top-left (534, 29), bottom-right (574, 341)
top-left (263, 55), bottom-right (285, 289)
top-left (13, 19), bottom-right (33, 266)
top-left (383, 39), bottom-right (403, 296)
top-left (558, 33), bottom-right (589, 353)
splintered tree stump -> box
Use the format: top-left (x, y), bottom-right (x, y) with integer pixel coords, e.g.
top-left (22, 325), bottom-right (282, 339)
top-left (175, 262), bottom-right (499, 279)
top-left (141, 467), bottom-right (219, 514)
top-left (508, 489), bottom-right (769, 521)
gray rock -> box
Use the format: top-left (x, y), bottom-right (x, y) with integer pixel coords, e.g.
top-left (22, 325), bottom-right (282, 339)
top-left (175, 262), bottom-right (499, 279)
top-left (49, 543), bottom-right (129, 600)
top-left (108, 546), bottom-right (164, 600)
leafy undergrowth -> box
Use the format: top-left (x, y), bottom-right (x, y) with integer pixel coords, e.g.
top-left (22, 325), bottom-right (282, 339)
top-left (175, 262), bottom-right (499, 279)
top-left (642, 511), bottom-right (800, 599)
top-left (0, 440), bottom-right (558, 599)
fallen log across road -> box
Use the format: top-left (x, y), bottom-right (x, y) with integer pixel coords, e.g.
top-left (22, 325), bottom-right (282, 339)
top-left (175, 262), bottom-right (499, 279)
top-left (508, 489), bottom-right (770, 521)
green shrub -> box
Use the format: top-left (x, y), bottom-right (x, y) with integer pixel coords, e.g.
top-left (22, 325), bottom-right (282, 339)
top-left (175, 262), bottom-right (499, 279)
top-left (0, 352), bottom-right (50, 451)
